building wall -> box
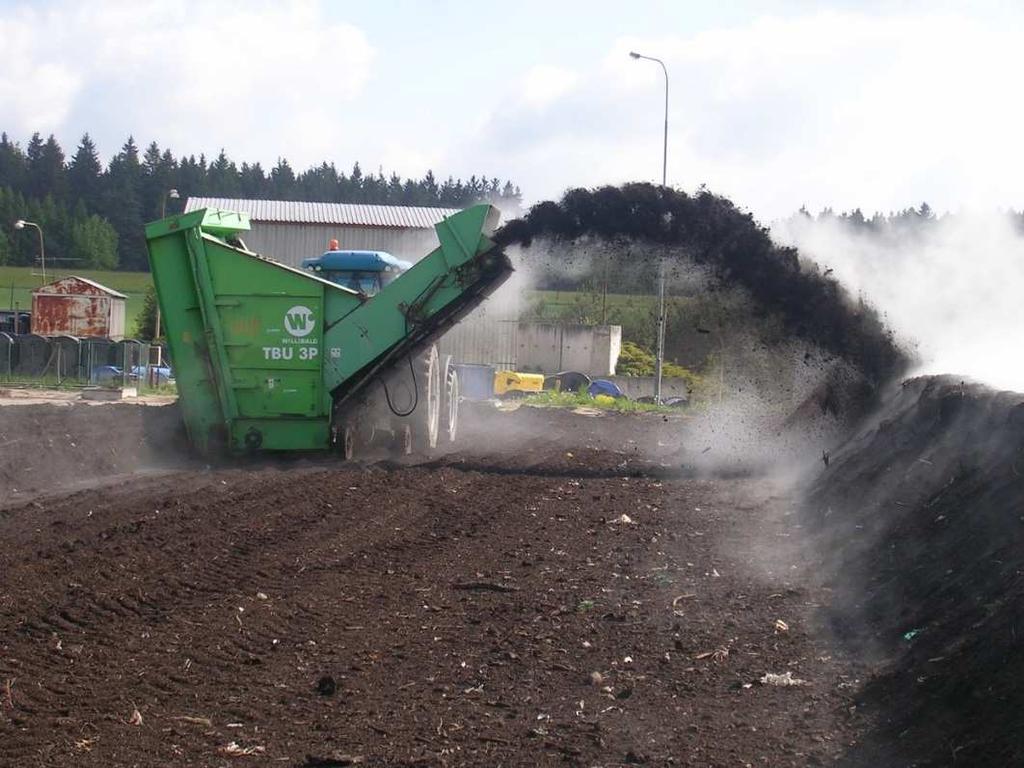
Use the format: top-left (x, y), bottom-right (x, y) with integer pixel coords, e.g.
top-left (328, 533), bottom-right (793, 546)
top-left (108, 298), bottom-right (126, 339)
top-left (438, 312), bottom-right (519, 369)
top-left (31, 292), bottom-right (126, 340)
top-left (515, 323), bottom-right (622, 376)
top-left (242, 222), bottom-right (442, 266)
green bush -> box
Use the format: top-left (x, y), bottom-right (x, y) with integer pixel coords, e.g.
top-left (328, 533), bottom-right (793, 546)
top-left (616, 340), bottom-right (703, 388)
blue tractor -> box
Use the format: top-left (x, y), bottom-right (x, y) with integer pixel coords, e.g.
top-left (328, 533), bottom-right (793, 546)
top-left (301, 247), bottom-right (460, 450)
top-left (301, 249), bottom-right (413, 296)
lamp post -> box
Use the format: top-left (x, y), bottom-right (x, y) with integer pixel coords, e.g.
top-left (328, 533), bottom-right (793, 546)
top-left (14, 219), bottom-right (46, 284)
top-left (629, 51), bottom-right (669, 403)
top-left (161, 188), bottom-right (180, 218)
top-left (153, 188), bottom-right (179, 371)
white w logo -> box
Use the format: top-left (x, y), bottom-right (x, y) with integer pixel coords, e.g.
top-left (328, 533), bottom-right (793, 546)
top-left (284, 305), bottom-right (315, 338)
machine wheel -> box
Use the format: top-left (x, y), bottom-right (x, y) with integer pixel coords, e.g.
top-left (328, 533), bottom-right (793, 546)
top-left (339, 422), bottom-right (356, 461)
top-left (416, 345), bottom-right (442, 451)
top-left (442, 354), bottom-right (459, 443)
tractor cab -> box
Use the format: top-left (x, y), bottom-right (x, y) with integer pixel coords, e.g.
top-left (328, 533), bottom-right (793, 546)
top-left (301, 248), bottom-right (413, 296)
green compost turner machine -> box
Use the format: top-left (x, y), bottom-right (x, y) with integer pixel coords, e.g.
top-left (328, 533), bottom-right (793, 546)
top-left (143, 204), bottom-right (510, 458)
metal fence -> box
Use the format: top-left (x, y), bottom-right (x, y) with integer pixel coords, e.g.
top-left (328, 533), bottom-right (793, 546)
top-left (0, 334), bottom-right (168, 387)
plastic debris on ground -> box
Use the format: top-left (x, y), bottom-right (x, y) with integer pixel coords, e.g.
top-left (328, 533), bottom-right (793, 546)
top-left (759, 671), bottom-right (808, 687)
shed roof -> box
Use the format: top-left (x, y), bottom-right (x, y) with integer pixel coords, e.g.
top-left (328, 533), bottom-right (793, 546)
top-left (33, 275), bottom-right (127, 299)
top-left (184, 198), bottom-right (459, 229)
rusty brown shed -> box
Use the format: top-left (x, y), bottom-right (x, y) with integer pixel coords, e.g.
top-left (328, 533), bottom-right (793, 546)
top-left (31, 276), bottom-right (127, 340)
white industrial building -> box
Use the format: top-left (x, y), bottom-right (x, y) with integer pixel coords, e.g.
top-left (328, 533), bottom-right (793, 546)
top-left (183, 197), bottom-right (458, 266)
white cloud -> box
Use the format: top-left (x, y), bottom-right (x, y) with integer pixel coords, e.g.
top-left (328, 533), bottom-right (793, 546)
top-left (0, 0), bottom-right (373, 167)
top-left (3, 3), bottom-right (1023, 222)
top-left (0, 8), bottom-right (81, 133)
top-left (463, 10), bottom-right (1024, 217)
top-left (519, 65), bottom-right (579, 109)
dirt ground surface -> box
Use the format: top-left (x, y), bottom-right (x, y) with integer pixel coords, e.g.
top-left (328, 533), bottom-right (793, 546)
top-left (0, 398), bottom-right (185, 499)
top-left (0, 404), bottom-right (869, 767)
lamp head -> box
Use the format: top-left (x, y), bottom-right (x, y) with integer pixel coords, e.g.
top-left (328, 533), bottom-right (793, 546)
top-left (168, 188), bottom-right (180, 199)
top-left (629, 51), bottom-right (641, 59)
top-left (13, 219), bottom-right (25, 230)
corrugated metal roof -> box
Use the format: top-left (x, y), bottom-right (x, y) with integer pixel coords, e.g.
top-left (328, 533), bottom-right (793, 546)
top-left (34, 275), bottom-right (128, 299)
top-left (184, 197), bottom-right (459, 229)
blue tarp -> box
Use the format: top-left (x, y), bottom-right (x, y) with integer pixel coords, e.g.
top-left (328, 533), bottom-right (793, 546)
top-left (587, 379), bottom-right (625, 398)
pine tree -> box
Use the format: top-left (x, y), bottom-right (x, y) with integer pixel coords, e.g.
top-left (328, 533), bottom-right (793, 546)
top-left (1, 128), bottom-right (526, 271)
top-left (207, 149), bottom-right (240, 197)
top-left (239, 162), bottom-right (269, 198)
top-left (141, 145), bottom-right (180, 218)
top-left (421, 170), bottom-right (439, 204)
top-left (136, 284), bottom-right (159, 339)
top-left (24, 133), bottom-right (45, 200)
top-left (68, 134), bottom-right (103, 209)
top-left (386, 172), bottom-right (403, 204)
top-left (297, 162), bottom-right (337, 201)
top-left (270, 158), bottom-right (296, 199)
top-left (37, 135), bottom-right (68, 201)
top-left (176, 155), bottom-right (207, 199)
top-left (0, 133), bottom-right (28, 194)
top-left (347, 162), bottom-right (364, 202)
top-left (103, 136), bottom-right (146, 270)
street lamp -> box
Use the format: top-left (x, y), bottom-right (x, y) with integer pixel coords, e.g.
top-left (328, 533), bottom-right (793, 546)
top-left (629, 51), bottom-right (668, 186)
top-left (14, 219), bottom-right (46, 284)
top-left (153, 189), bottom-right (180, 364)
top-left (630, 50), bottom-right (669, 403)
top-left (161, 188), bottom-right (180, 218)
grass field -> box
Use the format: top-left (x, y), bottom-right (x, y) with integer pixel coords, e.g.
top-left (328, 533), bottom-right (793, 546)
top-left (0, 266), bottom-right (153, 335)
top-left (524, 289), bottom-right (657, 320)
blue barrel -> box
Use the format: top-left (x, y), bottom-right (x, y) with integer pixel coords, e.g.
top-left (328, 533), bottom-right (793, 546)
top-left (454, 363), bottom-right (495, 400)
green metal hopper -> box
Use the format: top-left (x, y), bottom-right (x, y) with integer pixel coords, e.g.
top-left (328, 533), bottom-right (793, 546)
top-left (144, 205), bottom-right (509, 456)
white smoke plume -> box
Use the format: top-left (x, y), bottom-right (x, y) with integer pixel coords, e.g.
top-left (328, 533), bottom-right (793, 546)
top-left (773, 211), bottom-right (1024, 393)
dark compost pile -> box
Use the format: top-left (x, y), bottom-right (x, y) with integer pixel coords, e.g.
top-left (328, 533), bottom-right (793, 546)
top-left (803, 376), bottom-right (1024, 766)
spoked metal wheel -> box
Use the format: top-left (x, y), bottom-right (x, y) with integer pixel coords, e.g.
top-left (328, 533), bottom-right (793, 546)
top-left (442, 354), bottom-right (459, 443)
top-left (340, 422), bottom-right (356, 461)
top-left (417, 345), bottom-right (442, 451)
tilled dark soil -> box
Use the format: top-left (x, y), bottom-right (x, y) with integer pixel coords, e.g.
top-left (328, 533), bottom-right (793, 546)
top-left (0, 401), bottom-right (186, 498)
top-left (0, 407), bottom-right (866, 767)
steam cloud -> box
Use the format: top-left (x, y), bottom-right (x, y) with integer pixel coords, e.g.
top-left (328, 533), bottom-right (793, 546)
top-left (773, 211), bottom-right (1024, 393)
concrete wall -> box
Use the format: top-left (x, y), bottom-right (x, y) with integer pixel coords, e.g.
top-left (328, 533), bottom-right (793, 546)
top-left (515, 323), bottom-right (622, 376)
top-left (438, 320), bottom-right (624, 375)
top-left (604, 375), bottom-right (691, 401)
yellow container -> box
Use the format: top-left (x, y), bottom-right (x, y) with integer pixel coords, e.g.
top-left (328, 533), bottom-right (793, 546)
top-left (494, 370), bottom-right (545, 396)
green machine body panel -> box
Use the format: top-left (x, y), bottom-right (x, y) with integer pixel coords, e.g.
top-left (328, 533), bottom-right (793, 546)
top-left (144, 205), bottom-right (509, 456)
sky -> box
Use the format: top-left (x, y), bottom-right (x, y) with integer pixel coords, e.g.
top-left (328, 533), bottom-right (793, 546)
top-left (1, 0), bottom-right (1023, 220)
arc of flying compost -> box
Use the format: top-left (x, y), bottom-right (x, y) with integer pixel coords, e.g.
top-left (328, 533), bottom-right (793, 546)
top-left (495, 182), bottom-right (911, 391)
